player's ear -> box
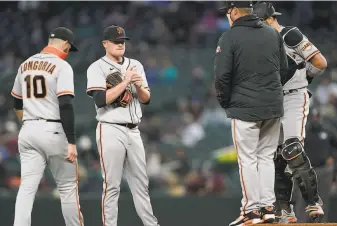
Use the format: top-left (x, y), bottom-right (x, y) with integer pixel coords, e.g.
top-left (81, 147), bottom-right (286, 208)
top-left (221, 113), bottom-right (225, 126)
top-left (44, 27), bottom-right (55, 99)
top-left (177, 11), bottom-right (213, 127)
top-left (102, 41), bottom-right (108, 49)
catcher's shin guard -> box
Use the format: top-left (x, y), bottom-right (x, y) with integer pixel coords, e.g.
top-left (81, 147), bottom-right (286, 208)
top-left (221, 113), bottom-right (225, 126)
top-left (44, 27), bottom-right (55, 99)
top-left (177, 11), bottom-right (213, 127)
top-left (282, 138), bottom-right (320, 205)
top-left (274, 145), bottom-right (293, 208)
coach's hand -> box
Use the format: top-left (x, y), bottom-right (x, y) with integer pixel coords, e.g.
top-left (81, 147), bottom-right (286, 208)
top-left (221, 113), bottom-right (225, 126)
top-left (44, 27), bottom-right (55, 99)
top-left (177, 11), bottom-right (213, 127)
top-left (66, 144), bottom-right (78, 163)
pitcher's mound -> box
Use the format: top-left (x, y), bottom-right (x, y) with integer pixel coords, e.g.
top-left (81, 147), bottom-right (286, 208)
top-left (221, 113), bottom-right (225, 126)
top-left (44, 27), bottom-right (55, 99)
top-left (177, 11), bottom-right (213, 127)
top-left (262, 224), bottom-right (337, 226)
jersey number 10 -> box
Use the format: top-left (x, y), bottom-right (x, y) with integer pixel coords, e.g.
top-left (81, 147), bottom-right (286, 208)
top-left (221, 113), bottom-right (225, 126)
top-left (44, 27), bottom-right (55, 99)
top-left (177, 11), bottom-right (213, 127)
top-left (24, 75), bottom-right (47, 98)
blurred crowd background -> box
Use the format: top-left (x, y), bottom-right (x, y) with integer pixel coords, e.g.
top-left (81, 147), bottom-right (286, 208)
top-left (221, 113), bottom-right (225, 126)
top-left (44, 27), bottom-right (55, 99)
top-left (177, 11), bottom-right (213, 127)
top-left (0, 1), bottom-right (337, 200)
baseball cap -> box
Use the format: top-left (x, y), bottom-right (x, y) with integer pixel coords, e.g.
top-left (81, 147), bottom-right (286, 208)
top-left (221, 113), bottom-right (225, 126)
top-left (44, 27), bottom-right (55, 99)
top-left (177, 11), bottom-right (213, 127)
top-left (49, 27), bottom-right (78, 52)
top-left (103, 25), bottom-right (130, 41)
top-left (218, 1), bottom-right (253, 14)
top-left (253, 2), bottom-right (282, 20)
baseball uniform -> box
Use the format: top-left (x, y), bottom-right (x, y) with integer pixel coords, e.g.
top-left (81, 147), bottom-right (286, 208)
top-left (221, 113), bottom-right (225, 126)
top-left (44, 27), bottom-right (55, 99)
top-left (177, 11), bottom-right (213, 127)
top-left (86, 55), bottom-right (159, 226)
top-left (277, 24), bottom-right (323, 219)
top-left (252, 1), bottom-right (326, 223)
top-left (11, 28), bottom-right (83, 226)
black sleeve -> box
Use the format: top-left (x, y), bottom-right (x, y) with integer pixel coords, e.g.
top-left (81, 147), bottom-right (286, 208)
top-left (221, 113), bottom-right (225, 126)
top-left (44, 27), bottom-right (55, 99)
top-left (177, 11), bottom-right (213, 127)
top-left (91, 90), bottom-right (107, 108)
top-left (58, 95), bottom-right (76, 144)
top-left (278, 33), bottom-right (288, 85)
top-left (214, 33), bottom-right (233, 108)
top-left (13, 97), bottom-right (23, 110)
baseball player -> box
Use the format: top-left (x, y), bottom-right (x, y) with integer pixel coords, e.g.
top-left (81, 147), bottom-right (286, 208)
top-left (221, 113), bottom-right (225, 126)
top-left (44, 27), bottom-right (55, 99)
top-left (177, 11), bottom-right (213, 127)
top-left (11, 27), bottom-right (84, 226)
top-left (253, 2), bottom-right (328, 223)
top-left (86, 25), bottom-right (159, 226)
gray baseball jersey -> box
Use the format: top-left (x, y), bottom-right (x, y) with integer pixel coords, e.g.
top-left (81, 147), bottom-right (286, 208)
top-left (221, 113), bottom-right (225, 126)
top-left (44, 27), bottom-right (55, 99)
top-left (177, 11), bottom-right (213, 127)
top-left (279, 26), bottom-right (319, 141)
top-left (11, 51), bottom-right (83, 226)
top-left (11, 53), bottom-right (75, 120)
top-left (280, 26), bottom-right (320, 90)
top-left (86, 56), bottom-right (148, 124)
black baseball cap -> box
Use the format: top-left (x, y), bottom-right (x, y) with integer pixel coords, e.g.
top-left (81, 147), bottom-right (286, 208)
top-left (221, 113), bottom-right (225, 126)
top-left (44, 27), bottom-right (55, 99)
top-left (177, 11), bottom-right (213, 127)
top-left (218, 1), bottom-right (253, 14)
top-left (103, 25), bottom-right (130, 41)
top-left (253, 2), bottom-right (282, 20)
top-left (49, 27), bottom-right (78, 52)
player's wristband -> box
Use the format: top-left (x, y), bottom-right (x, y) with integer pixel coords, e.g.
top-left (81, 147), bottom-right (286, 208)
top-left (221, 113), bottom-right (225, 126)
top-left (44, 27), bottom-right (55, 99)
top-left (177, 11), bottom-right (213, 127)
top-left (305, 62), bottom-right (324, 77)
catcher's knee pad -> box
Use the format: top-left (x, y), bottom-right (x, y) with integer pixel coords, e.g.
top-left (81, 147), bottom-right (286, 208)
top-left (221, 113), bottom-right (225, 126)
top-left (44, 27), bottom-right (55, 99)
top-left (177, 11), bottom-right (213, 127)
top-left (281, 138), bottom-right (303, 161)
top-left (274, 145), bottom-right (293, 202)
top-left (282, 138), bottom-right (319, 205)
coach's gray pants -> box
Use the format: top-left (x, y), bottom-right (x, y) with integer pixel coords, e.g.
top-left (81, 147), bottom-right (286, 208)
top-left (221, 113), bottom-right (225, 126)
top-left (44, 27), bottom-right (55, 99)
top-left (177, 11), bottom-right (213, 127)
top-left (232, 118), bottom-right (281, 215)
top-left (14, 121), bottom-right (83, 226)
top-left (96, 122), bottom-right (158, 226)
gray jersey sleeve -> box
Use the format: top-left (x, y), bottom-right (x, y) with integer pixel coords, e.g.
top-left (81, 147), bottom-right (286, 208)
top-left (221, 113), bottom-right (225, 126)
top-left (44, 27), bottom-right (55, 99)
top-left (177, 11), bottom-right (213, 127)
top-left (283, 27), bottom-right (320, 62)
top-left (86, 63), bottom-right (106, 96)
top-left (296, 36), bottom-right (320, 62)
top-left (57, 63), bottom-right (75, 97)
top-left (11, 68), bottom-right (23, 99)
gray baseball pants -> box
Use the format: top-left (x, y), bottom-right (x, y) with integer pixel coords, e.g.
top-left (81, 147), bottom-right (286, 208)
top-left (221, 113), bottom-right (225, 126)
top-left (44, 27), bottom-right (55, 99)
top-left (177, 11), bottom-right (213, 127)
top-left (14, 120), bottom-right (83, 226)
top-left (232, 118), bottom-right (281, 215)
top-left (96, 122), bottom-right (159, 226)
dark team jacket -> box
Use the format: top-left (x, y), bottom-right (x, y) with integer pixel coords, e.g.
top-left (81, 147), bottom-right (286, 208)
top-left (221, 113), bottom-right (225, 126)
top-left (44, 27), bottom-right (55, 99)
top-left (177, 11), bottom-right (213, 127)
top-left (214, 15), bottom-right (288, 122)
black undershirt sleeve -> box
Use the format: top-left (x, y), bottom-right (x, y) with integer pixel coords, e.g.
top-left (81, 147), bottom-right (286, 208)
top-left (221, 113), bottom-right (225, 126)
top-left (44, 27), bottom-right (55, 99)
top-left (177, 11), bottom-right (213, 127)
top-left (91, 90), bottom-right (107, 108)
top-left (58, 95), bottom-right (76, 144)
top-left (13, 97), bottom-right (23, 110)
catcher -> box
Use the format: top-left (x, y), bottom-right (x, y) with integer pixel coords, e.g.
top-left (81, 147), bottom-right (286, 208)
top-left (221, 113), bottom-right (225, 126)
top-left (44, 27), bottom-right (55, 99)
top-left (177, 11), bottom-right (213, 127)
top-left (86, 25), bottom-right (160, 226)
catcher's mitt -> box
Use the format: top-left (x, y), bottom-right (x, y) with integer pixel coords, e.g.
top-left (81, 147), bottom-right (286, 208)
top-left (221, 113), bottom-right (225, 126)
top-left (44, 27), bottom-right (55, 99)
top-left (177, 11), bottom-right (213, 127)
top-left (106, 71), bottom-right (133, 108)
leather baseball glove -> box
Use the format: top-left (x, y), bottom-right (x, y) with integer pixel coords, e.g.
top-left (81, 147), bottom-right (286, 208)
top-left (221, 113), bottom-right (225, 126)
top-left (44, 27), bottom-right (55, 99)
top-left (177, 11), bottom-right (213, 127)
top-left (106, 71), bottom-right (133, 107)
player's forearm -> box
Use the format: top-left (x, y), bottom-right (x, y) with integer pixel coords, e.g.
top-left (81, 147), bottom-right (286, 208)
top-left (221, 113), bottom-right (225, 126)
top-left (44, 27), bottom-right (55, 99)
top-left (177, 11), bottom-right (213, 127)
top-left (310, 53), bottom-right (327, 71)
top-left (106, 81), bottom-right (129, 105)
top-left (13, 97), bottom-right (23, 121)
top-left (136, 86), bottom-right (150, 104)
top-left (306, 53), bottom-right (327, 80)
top-left (58, 95), bottom-right (76, 144)
top-left (15, 110), bottom-right (23, 121)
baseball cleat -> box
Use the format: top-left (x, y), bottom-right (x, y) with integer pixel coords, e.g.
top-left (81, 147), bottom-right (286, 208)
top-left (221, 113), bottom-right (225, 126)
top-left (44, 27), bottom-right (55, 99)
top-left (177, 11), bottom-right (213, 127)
top-left (275, 204), bottom-right (297, 223)
top-left (306, 202), bottom-right (324, 223)
top-left (260, 206), bottom-right (275, 223)
top-left (229, 210), bottom-right (262, 226)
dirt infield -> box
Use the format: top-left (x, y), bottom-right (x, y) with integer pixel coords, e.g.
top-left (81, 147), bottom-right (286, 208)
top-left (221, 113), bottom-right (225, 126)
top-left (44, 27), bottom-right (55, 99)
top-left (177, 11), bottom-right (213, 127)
top-left (262, 224), bottom-right (337, 226)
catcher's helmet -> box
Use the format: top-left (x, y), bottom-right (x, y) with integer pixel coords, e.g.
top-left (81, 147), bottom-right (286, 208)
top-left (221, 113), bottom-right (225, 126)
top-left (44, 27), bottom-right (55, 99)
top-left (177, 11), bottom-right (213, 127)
top-left (253, 2), bottom-right (282, 20)
top-left (218, 1), bottom-right (253, 14)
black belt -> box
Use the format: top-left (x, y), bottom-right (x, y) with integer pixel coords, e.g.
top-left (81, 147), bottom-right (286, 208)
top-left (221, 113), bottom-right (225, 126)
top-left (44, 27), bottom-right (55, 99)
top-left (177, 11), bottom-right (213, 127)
top-left (283, 87), bottom-right (312, 98)
top-left (283, 89), bottom-right (299, 96)
top-left (23, 119), bottom-right (61, 123)
top-left (101, 122), bottom-right (138, 129)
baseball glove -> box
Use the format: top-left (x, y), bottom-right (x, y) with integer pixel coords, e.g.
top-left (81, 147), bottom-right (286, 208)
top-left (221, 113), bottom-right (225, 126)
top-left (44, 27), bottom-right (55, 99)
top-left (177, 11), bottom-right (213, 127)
top-left (106, 71), bottom-right (133, 107)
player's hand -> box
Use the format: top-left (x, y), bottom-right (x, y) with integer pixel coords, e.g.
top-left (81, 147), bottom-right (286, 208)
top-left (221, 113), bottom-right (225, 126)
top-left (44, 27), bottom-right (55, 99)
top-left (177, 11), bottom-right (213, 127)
top-left (66, 144), bottom-right (77, 163)
top-left (131, 74), bottom-right (143, 88)
top-left (124, 66), bottom-right (137, 84)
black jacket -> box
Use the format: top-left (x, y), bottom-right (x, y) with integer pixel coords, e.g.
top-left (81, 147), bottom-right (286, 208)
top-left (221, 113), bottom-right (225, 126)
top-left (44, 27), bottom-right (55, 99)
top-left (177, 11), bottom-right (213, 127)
top-left (214, 15), bottom-right (288, 121)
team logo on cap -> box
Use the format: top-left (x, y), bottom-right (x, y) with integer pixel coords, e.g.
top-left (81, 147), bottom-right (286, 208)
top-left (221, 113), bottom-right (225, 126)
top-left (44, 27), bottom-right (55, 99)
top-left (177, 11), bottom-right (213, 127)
top-left (216, 46), bottom-right (221, 53)
top-left (117, 27), bottom-right (123, 34)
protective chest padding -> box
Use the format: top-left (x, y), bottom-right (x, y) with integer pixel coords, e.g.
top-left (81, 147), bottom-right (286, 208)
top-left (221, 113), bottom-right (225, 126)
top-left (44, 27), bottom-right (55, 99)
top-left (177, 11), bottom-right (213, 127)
top-left (281, 26), bottom-right (304, 47)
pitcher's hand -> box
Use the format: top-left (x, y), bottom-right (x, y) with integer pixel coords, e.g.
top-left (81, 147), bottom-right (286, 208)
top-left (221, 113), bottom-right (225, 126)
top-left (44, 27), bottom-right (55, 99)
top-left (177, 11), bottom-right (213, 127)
top-left (124, 66), bottom-right (138, 84)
